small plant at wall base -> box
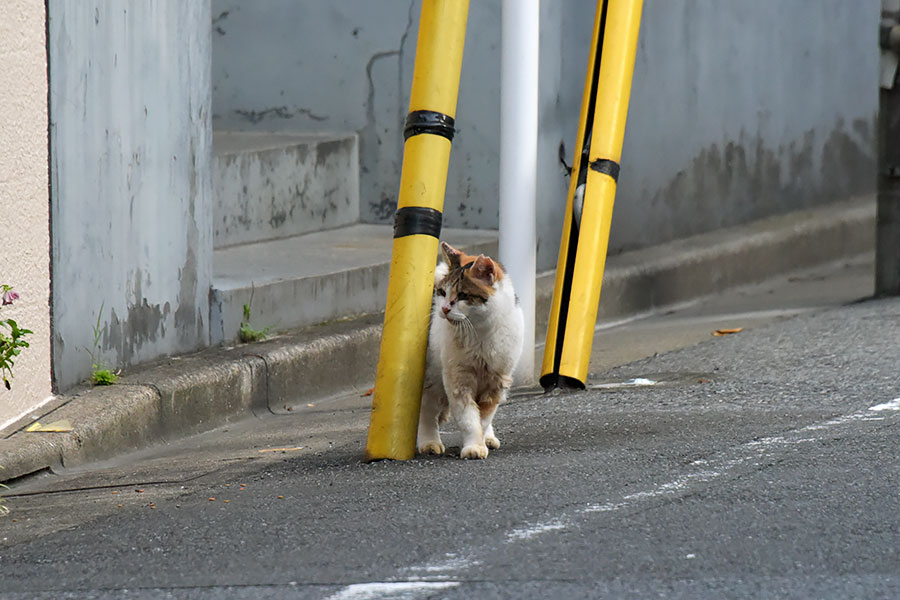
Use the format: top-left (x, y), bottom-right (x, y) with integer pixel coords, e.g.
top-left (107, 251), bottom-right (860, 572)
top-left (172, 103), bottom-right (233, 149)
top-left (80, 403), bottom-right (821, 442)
top-left (86, 303), bottom-right (118, 386)
top-left (239, 303), bottom-right (270, 343)
top-left (0, 285), bottom-right (32, 391)
top-left (239, 287), bottom-right (270, 343)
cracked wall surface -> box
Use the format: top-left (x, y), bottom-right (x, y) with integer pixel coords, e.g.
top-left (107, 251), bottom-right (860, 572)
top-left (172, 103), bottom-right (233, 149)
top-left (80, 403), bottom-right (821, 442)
top-left (212, 0), bottom-right (878, 270)
top-left (49, 1), bottom-right (213, 390)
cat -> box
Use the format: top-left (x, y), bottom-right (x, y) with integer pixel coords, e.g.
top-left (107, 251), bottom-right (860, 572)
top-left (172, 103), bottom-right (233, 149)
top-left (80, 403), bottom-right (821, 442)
top-left (416, 242), bottom-right (525, 459)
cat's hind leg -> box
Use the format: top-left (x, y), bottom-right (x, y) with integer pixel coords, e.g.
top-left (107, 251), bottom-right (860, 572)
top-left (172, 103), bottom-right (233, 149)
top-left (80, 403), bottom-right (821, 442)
top-left (479, 390), bottom-right (504, 449)
top-left (480, 401), bottom-right (501, 449)
top-left (416, 389), bottom-right (446, 456)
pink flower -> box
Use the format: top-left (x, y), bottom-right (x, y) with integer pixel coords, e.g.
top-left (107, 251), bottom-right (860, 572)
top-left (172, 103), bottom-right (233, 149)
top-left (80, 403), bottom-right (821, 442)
top-left (2, 289), bottom-right (19, 306)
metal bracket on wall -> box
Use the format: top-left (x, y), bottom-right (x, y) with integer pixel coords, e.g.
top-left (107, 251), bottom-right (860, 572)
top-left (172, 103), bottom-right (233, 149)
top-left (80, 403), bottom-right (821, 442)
top-left (882, 165), bottom-right (900, 179)
top-left (881, 1), bottom-right (900, 88)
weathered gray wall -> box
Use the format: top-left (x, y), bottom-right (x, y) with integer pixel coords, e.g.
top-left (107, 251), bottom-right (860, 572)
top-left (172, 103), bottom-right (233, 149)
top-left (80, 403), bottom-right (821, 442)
top-left (614, 0), bottom-right (878, 253)
top-left (49, 1), bottom-right (212, 390)
top-left (213, 0), bottom-right (877, 270)
top-left (210, 0), bottom-right (501, 230)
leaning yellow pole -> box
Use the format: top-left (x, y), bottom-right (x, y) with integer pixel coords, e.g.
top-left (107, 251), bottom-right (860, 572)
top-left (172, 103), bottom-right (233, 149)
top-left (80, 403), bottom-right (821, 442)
top-left (540, 0), bottom-right (643, 390)
top-left (365, 0), bottom-right (469, 461)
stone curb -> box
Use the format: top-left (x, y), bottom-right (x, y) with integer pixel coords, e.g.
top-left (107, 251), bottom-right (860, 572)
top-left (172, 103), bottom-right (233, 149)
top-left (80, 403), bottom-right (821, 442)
top-left (0, 196), bottom-right (875, 484)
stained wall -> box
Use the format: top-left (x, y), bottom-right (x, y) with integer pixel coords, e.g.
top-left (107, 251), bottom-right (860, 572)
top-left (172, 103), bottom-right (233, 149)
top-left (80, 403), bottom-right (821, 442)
top-left (211, 0), bottom-right (878, 269)
top-left (49, 1), bottom-right (213, 389)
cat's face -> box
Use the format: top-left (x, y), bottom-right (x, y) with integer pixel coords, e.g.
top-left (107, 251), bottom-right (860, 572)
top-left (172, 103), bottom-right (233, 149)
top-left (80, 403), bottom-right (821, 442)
top-left (435, 242), bottom-right (503, 324)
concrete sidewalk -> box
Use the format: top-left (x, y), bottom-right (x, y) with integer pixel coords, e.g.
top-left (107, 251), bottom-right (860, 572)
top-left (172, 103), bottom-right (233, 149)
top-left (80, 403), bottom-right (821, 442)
top-left (0, 196), bottom-right (876, 484)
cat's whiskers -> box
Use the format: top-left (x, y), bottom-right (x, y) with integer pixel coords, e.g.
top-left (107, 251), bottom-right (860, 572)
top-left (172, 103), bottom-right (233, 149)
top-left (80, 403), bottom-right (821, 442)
top-left (453, 314), bottom-right (476, 346)
top-left (463, 316), bottom-right (475, 344)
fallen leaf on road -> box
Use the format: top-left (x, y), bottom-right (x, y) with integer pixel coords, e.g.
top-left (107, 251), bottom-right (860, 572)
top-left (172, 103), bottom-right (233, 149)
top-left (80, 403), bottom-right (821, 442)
top-left (361, 387), bottom-right (375, 397)
top-left (25, 420), bottom-right (73, 433)
top-left (713, 328), bottom-right (744, 336)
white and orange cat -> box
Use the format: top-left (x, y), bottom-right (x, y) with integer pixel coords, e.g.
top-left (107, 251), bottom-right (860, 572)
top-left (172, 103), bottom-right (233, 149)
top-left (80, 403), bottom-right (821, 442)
top-left (417, 242), bottom-right (525, 459)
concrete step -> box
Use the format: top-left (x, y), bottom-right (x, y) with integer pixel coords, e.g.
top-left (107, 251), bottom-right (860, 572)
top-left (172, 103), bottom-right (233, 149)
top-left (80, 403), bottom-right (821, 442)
top-left (212, 131), bottom-right (359, 249)
top-left (209, 224), bottom-right (498, 344)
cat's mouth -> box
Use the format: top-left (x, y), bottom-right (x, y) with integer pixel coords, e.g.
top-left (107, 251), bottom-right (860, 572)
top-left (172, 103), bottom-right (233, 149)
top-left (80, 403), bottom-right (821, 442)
top-left (443, 312), bottom-right (465, 324)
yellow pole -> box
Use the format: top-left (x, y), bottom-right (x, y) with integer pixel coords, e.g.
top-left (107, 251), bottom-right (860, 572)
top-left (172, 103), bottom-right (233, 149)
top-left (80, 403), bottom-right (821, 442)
top-left (365, 0), bottom-right (469, 461)
top-left (540, 0), bottom-right (643, 390)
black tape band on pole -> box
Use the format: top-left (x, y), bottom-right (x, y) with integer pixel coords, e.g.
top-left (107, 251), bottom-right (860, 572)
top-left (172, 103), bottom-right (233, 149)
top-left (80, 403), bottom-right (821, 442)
top-left (589, 158), bottom-right (620, 182)
top-left (404, 110), bottom-right (456, 141)
top-left (393, 206), bottom-right (443, 239)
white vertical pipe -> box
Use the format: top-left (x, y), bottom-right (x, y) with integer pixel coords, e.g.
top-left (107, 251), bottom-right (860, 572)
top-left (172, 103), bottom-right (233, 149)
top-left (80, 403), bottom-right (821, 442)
top-left (499, 0), bottom-right (539, 386)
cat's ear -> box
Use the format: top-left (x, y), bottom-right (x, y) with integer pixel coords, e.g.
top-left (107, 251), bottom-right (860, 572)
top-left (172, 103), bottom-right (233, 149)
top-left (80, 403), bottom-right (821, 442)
top-left (470, 255), bottom-right (498, 285)
top-left (440, 241), bottom-right (463, 267)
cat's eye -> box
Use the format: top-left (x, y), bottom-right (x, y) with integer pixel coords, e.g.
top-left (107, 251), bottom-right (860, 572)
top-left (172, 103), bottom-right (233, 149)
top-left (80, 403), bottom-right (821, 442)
top-left (456, 292), bottom-right (469, 302)
top-left (435, 288), bottom-right (446, 297)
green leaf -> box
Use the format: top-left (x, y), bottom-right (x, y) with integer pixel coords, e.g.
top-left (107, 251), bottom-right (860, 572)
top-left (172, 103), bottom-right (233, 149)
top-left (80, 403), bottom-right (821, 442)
top-left (92, 369), bottom-right (118, 386)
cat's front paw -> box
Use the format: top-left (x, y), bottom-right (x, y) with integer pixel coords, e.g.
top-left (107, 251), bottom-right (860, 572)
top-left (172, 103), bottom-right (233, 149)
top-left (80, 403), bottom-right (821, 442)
top-left (417, 441), bottom-right (445, 456)
top-left (460, 444), bottom-right (489, 460)
top-left (484, 434), bottom-right (501, 449)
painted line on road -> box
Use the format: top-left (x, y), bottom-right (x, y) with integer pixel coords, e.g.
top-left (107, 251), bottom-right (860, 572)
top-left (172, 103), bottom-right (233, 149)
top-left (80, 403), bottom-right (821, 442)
top-left (588, 377), bottom-right (658, 390)
top-left (507, 518), bottom-right (568, 541)
top-left (322, 581), bottom-right (459, 600)
top-left (488, 396), bottom-right (900, 549)
top-left (330, 397), bottom-right (900, 596)
top-left (403, 554), bottom-right (481, 580)
top-left (869, 398), bottom-right (900, 412)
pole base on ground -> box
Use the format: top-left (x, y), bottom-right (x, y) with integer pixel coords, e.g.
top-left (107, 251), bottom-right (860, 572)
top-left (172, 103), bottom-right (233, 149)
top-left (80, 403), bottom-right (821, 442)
top-left (540, 374), bottom-right (586, 393)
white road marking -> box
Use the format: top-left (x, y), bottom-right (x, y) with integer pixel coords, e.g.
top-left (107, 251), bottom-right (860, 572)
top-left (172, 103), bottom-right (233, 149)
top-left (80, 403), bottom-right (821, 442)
top-left (869, 398), bottom-right (900, 412)
top-left (507, 518), bottom-right (567, 541)
top-left (403, 555), bottom-right (480, 580)
top-left (323, 581), bottom-right (459, 600)
top-left (589, 377), bottom-right (658, 390)
top-left (330, 398), bottom-right (899, 595)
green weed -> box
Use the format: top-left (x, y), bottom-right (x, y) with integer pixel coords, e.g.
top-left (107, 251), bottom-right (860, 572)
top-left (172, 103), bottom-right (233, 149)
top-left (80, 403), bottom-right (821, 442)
top-left (239, 289), bottom-right (270, 343)
top-left (87, 304), bottom-right (118, 385)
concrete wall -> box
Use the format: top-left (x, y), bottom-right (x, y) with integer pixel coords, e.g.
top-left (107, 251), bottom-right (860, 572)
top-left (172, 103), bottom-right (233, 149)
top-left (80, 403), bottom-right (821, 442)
top-left (0, 2), bottom-right (54, 431)
top-left (613, 0), bottom-right (878, 253)
top-left (49, 1), bottom-right (213, 390)
top-left (210, 0), bottom-right (501, 231)
top-left (212, 0), bottom-right (878, 271)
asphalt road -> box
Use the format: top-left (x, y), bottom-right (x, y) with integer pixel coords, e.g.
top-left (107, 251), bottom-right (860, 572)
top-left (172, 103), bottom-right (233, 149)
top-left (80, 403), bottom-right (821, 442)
top-left (2, 259), bottom-right (898, 599)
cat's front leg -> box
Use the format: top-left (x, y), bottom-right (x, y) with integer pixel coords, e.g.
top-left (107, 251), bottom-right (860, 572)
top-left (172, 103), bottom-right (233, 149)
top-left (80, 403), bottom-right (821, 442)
top-left (449, 391), bottom-right (488, 459)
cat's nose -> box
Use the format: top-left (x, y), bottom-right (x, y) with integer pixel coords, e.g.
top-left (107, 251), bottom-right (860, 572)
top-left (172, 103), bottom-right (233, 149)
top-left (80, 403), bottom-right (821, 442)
top-left (442, 305), bottom-right (451, 315)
